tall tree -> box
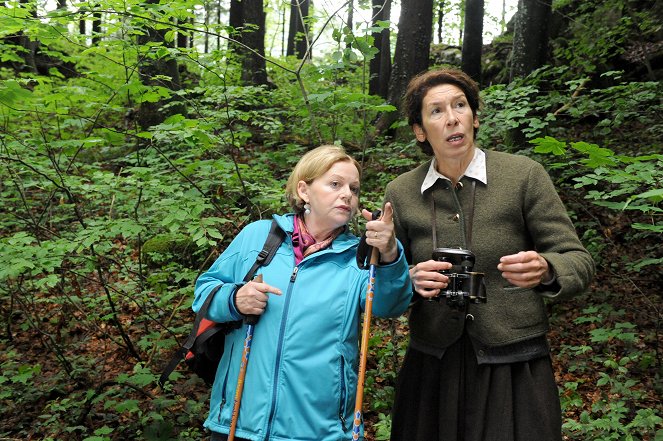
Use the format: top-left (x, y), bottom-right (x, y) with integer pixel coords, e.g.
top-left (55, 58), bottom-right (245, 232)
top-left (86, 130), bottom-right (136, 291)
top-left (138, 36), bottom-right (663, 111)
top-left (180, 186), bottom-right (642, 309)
top-left (229, 0), bottom-right (243, 44)
top-left (510, 0), bottom-right (552, 80)
top-left (376, 0), bottom-right (434, 132)
top-left (14, 0), bottom-right (38, 73)
top-left (500, 0), bottom-right (507, 34)
top-left (461, 0), bottom-right (484, 83)
top-left (228, 0), bottom-right (268, 85)
top-left (136, 0), bottom-right (185, 129)
top-left (91, 8), bottom-right (101, 45)
top-left (368, 0), bottom-right (391, 98)
top-left (239, 0), bottom-right (268, 85)
top-left (287, 0), bottom-right (310, 58)
top-left (346, 0), bottom-right (355, 47)
top-left (436, 0), bottom-right (445, 43)
top-left (176, 19), bottom-right (190, 49)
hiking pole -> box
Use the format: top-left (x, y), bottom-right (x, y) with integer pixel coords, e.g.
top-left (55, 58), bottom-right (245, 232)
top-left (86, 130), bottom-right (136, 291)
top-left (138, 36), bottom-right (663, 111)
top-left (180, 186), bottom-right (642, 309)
top-left (352, 211), bottom-right (381, 440)
top-left (228, 274), bottom-right (262, 441)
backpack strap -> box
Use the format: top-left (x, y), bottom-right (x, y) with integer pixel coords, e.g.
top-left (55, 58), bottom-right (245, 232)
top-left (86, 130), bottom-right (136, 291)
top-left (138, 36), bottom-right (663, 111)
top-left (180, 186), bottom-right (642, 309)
top-left (158, 284), bottom-right (223, 387)
top-left (159, 219), bottom-right (286, 387)
top-left (242, 219), bottom-right (286, 282)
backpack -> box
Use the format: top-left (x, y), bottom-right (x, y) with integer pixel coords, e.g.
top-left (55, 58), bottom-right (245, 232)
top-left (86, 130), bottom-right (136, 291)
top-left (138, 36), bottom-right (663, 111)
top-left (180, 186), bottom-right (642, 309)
top-left (159, 220), bottom-right (286, 387)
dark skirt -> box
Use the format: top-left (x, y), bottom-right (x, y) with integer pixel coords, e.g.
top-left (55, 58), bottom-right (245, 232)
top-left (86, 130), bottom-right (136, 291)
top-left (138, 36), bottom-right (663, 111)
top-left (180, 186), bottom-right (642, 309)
top-left (390, 333), bottom-right (562, 441)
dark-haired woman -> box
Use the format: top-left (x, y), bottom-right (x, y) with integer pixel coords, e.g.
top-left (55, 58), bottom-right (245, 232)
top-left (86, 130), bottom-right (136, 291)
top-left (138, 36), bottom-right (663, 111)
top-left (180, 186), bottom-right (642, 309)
top-left (386, 68), bottom-right (595, 441)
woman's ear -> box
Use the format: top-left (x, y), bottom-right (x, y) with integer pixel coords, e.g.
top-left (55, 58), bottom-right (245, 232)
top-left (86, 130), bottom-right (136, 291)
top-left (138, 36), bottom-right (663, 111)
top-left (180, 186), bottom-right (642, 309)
top-left (413, 124), bottom-right (427, 142)
top-left (296, 180), bottom-right (308, 203)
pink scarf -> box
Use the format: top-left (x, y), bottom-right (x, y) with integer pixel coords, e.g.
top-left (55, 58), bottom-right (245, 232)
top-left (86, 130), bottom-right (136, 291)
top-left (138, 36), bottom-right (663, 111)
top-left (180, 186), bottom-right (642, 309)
top-left (291, 215), bottom-right (342, 265)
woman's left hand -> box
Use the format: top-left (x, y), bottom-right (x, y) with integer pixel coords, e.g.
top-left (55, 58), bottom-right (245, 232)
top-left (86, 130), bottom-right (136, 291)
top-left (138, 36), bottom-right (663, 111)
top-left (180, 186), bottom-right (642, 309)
top-left (361, 202), bottom-right (398, 264)
top-left (497, 251), bottom-right (554, 288)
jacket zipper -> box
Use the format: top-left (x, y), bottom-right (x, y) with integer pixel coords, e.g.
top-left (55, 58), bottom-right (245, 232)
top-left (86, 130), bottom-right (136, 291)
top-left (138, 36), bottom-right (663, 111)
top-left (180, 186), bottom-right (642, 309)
top-left (264, 265), bottom-right (299, 440)
top-left (219, 341), bottom-right (235, 423)
top-left (339, 356), bottom-right (347, 430)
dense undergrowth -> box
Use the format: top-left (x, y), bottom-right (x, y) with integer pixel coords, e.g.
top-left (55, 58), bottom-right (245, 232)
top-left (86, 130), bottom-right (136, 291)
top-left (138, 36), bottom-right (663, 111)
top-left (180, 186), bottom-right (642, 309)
top-left (1, 0), bottom-right (662, 439)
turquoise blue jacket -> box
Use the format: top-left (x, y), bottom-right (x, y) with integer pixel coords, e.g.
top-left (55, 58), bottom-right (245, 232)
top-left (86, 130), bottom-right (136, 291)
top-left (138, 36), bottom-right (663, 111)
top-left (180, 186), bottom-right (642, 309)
top-left (193, 214), bottom-right (412, 441)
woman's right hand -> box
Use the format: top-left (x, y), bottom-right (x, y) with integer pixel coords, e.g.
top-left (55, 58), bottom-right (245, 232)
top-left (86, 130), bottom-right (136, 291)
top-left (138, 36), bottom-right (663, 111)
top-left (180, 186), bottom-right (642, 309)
top-left (410, 260), bottom-right (453, 299)
top-left (234, 280), bottom-right (282, 316)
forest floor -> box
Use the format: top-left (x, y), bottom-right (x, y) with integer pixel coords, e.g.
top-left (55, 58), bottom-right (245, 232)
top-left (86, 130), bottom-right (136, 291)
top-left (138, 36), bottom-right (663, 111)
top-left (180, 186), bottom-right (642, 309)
top-left (1, 206), bottom-right (662, 440)
top-left (1, 262), bottom-right (661, 441)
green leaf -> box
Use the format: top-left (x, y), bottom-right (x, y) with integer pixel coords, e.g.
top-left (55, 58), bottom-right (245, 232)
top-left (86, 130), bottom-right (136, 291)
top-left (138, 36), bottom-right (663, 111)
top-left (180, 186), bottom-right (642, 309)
top-left (531, 136), bottom-right (567, 155)
top-left (0, 80), bottom-right (33, 105)
top-left (634, 188), bottom-right (663, 202)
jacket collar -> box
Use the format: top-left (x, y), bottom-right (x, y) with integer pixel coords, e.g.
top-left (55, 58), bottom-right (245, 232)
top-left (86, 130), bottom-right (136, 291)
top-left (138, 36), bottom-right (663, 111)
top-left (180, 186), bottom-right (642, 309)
top-left (272, 213), bottom-right (358, 255)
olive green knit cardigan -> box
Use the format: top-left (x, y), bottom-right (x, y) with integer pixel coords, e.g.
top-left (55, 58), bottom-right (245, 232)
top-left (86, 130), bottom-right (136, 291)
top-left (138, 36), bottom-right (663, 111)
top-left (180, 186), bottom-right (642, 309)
top-left (385, 149), bottom-right (595, 356)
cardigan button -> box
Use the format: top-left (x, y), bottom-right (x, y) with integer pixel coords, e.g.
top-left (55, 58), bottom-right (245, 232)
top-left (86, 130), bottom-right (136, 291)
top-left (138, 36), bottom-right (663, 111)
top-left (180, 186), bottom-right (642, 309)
top-left (477, 349), bottom-right (485, 357)
top-left (452, 213), bottom-right (460, 222)
top-left (465, 313), bottom-right (474, 321)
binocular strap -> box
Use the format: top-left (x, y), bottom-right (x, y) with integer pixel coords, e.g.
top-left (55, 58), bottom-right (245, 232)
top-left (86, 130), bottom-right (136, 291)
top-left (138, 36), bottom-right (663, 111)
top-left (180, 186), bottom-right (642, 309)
top-left (430, 179), bottom-right (477, 250)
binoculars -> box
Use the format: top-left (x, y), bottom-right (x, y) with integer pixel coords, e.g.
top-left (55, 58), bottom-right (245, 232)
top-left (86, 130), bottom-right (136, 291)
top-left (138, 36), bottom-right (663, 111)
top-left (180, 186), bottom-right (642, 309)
top-left (431, 248), bottom-right (487, 309)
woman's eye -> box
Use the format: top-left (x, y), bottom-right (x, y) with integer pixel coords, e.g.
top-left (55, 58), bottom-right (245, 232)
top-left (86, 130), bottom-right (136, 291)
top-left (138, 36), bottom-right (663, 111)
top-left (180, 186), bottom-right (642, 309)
top-left (330, 181), bottom-right (339, 188)
top-left (350, 186), bottom-right (360, 195)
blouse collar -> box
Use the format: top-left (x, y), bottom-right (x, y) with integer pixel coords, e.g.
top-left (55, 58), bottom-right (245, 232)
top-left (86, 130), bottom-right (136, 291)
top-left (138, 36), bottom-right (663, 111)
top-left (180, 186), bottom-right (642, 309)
top-left (420, 147), bottom-right (487, 194)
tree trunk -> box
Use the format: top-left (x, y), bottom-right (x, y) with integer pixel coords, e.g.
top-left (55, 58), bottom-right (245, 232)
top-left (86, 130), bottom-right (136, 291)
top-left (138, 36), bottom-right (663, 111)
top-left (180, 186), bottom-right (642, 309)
top-left (176, 19), bottom-right (188, 48)
top-left (376, 0), bottom-right (434, 133)
top-left (91, 9), bottom-right (102, 45)
top-left (461, 0), bottom-right (484, 83)
top-left (239, 0), bottom-right (268, 85)
top-left (287, 0), bottom-right (310, 58)
top-left (510, 0), bottom-right (551, 80)
top-left (508, 0), bottom-right (551, 147)
top-left (437, 0), bottom-right (445, 43)
top-left (16, 0), bottom-right (38, 73)
top-left (136, 0), bottom-right (185, 129)
top-left (216, 1), bottom-right (222, 50)
top-left (229, 0), bottom-right (244, 46)
top-left (203, 2), bottom-right (209, 53)
top-left (280, 4), bottom-right (286, 56)
top-left (346, 0), bottom-right (354, 49)
top-left (369, 0), bottom-right (392, 98)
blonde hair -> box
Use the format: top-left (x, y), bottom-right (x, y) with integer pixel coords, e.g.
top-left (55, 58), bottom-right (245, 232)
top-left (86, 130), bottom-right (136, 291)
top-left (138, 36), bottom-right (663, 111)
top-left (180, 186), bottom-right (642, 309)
top-left (285, 145), bottom-right (361, 214)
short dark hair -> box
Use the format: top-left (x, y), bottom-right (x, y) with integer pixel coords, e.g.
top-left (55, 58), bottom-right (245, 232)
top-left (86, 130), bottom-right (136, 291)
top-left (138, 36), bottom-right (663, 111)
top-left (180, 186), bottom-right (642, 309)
top-left (402, 68), bottom-right (482, 156)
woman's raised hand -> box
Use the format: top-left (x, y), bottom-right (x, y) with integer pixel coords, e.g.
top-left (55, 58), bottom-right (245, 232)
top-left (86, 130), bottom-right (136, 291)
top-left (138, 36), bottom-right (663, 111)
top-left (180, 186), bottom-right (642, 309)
top-left (361, 202), bottom-right (398, 264)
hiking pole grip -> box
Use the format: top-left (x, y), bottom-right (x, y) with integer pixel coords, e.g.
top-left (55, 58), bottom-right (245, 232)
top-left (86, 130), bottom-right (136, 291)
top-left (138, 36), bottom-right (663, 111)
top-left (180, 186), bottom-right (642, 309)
top-left (243, 273), bottom-right (264, 325)
top-left (228, 274), bottom-right (262, 441)
top-left (352, 211), bottom-right (381, 440)
top-left (244, 313), bottom-right (259, 325)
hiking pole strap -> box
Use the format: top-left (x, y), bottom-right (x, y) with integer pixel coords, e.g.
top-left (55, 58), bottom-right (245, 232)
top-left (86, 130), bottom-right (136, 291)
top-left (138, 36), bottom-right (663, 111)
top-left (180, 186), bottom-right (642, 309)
top-left (356, 210), bottom-right (382, 269)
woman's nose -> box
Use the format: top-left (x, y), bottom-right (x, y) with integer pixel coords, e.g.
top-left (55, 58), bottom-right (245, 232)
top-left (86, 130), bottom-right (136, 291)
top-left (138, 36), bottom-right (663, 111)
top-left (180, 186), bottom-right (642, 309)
top-left (341, 185), bottom-right (352, 200)
top-left (445, 108), bottom-right (458, 125)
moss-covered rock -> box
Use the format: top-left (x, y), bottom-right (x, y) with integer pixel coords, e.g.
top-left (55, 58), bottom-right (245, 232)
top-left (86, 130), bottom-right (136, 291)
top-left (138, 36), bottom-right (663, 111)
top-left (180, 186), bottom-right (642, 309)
top-left (141, 233), bottom-right (198, 269)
